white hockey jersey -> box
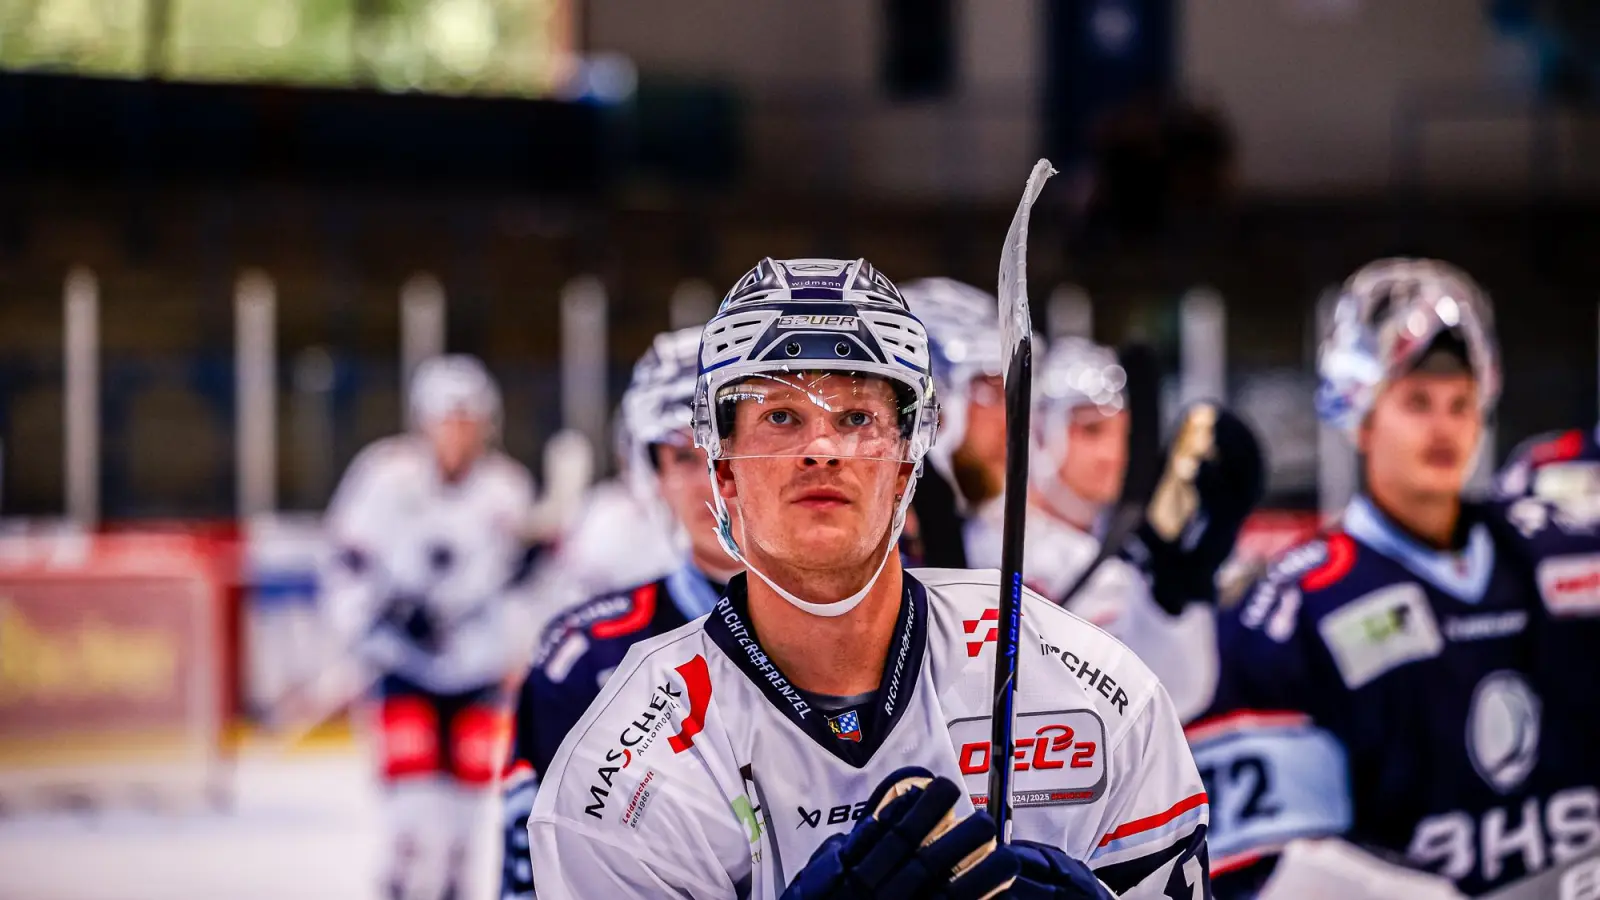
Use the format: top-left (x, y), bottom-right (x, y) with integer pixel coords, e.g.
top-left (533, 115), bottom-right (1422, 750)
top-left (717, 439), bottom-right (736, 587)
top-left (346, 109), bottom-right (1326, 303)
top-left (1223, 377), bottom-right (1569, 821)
top-left (322, 435), bottom-right (537, 693)
top-left (528, 568), bottom-right (1210, 899)
top-left (966, 502), bottom-right (1219, 722)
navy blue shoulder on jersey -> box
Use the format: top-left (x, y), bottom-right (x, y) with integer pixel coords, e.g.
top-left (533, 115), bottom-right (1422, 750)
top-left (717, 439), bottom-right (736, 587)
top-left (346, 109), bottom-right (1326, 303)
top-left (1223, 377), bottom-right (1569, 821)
top-left (703, 573), bottom-right (928, 768)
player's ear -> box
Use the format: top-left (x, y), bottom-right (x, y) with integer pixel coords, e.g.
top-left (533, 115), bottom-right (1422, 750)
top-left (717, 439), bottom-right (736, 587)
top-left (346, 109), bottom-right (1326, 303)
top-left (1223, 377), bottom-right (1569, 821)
top-left (896, 461), bottom-right (915, 496)
top-left (714, 459), bottom-right (738, 500)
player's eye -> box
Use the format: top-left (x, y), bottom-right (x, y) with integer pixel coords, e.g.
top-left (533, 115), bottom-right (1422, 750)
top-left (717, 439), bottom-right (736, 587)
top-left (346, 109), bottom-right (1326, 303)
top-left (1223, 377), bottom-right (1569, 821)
top-left (765, 409), bottom-right (795, 426)
top-left (842, 410), bottom-right (873, 428)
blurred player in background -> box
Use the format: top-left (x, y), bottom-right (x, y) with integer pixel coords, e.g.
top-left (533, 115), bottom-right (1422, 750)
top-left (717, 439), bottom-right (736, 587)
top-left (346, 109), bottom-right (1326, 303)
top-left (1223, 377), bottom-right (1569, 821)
top-left (909, 280), bottom-right (1263, 719)
top-left (499, 325), bottom-right (740, 899)
top-left (528, 258), bottom-right (1209, 899)
top-left (1189, 258), bottom-right (1600, 898)
top-left (321, 354), bottom-right (537, 900)
top-left (898, 278), bottom-right (1009, 568)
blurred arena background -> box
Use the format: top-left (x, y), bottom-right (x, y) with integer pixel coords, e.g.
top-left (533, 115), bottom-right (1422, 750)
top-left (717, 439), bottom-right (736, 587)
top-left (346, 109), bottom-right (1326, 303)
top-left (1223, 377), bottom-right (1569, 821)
top-left (1, 0), bottom-right (1598, 896)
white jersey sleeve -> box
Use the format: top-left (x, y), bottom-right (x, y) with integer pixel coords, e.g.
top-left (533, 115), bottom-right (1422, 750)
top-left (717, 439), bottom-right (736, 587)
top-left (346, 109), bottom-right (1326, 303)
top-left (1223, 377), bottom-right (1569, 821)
top-left (527, 629), bottom-right (748, 900)
top-left (321, 437), bottom-right (414, 645)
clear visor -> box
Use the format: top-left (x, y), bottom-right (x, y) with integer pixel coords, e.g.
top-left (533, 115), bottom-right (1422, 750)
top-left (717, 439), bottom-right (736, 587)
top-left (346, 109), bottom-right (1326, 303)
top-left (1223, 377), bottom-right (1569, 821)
top-left (713, 371), bottom-right (914, 463)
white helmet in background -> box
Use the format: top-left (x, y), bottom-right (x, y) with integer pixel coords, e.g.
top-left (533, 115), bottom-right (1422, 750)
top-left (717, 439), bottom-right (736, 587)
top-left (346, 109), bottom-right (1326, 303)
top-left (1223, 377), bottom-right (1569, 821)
top-left (1317, 258), bottom-right (1500, 441)
top-left (1030, 336), bottom-right (1126, 521)
top-left (409, 354), bottom-right (502, 431)
top-left (620, 326), bottom-right (704, 504)
top-left (900, 278), bottom-right (1005, 492)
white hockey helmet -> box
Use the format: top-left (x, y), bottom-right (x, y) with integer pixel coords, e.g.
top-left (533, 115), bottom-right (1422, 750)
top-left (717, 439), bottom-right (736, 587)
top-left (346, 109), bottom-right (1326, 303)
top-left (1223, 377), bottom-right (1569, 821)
top-left (409, 354), bottom-right (502, 430)
top-left (620, 325), bottom-right (704, 501)
top-left (900, 278), bottom-right (1005, 484)
top-left (693, 257), bottom-right (939, 616)
top-left (1316, 258), bottom-right (1501, 441)
top-left (1030, 336), bottom-right (1127, 520)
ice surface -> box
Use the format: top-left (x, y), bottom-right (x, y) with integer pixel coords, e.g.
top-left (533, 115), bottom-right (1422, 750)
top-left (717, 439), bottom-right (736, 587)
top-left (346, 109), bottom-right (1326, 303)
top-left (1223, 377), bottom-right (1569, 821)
top-left (0, 745), bottom-right (500, 900)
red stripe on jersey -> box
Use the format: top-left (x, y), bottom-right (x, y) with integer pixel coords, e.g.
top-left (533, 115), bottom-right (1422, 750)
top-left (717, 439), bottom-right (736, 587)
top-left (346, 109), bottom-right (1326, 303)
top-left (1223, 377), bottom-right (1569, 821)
top-left (1211, 848), bottom-right (1272, 876)
top-left (591, 583), bottom-right (658, 640)
top-left (1185, 709), bottom-right (1311, 744)
top-left (1097, 791), bottom-right (1208, 848)
top-left (1301, 532), bottom-right (1355, 592)
top-left (1531, 429), bottom-right (1584, 465)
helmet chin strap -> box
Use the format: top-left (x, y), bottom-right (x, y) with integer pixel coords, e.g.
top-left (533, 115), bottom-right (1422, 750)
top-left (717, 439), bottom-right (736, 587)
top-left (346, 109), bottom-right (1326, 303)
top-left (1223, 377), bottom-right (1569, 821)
top-left (706, 463), bottom-right (919, 618)
top-left (1030, 465), bottom-right (1105, 532)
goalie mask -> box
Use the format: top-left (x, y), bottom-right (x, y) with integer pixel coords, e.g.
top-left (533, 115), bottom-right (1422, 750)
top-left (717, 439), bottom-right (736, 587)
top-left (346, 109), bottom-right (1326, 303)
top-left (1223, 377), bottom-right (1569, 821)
top-left (693, 257), bottom-right (939, 617)
top-left (1317, 257), bottom-right (1501, 441)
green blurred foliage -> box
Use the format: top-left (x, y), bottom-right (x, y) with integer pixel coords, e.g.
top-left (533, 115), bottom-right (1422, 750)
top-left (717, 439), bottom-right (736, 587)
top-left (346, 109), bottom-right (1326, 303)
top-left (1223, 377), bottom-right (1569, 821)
top-left (0, 0), bottom-right (571, 96)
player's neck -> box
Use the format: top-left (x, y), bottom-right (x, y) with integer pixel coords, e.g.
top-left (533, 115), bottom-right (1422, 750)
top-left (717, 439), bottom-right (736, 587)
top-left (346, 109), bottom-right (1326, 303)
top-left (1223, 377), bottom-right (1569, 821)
top-left (1028, 483), bottom-right (1096, 532)
top-left (1367, 484), bottom-right (1462, 550)
top-left (690, 548), bottom-right (740, 585)
top-left (744, 552), bottom-right (906, 698)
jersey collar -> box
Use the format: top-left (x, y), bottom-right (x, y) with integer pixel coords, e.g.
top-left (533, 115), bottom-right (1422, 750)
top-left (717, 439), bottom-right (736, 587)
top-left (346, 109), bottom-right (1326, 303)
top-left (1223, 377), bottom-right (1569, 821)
top-left (1344, 495), bottom-right (1495, 604)
top-left (704, 572), bottom-right (928, 768)
top-left (664, 565), bottom-right (723, 621)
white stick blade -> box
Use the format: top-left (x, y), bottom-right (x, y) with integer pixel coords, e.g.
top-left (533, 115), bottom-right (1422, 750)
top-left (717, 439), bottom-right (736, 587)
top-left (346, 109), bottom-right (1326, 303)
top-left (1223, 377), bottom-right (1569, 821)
top-left (998, 158), bottom-right (1057, 371)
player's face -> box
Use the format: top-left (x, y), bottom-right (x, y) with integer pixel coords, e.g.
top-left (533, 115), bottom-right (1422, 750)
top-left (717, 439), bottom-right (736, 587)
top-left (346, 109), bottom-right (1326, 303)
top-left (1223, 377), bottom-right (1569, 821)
top-left (1361, 373), bottom-right (1481, 501)
top-left (426, 413), bottom-right (488, 476)
top-left (653, 440), bottom-right (732, 568)
top-left (716, 373), bottom-right (913, 573)
top-left (961, 375), bottom-right (1008, 471)
top-left (1058, 407), bottom-right (1129, 506)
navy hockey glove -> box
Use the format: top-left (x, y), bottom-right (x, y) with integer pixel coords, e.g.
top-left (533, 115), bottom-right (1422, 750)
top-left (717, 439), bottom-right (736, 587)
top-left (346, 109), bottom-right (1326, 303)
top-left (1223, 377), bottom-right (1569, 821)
top-left (781, 766), bottom-right (1019, 900)
top-left (1005, 840), bottom-right (1114, 899)
top-left (374, 593), bottom-right (446, 656)
top-left (1124, 403), bottom-right (1266, 615)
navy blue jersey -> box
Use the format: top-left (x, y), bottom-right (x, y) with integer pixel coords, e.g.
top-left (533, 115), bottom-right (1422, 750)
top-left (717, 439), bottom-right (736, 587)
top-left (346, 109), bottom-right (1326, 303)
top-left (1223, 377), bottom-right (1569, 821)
top-left (500, 567), bottom-right (722, 898)
top-left (1189, 493), bottom-right (1600, 897)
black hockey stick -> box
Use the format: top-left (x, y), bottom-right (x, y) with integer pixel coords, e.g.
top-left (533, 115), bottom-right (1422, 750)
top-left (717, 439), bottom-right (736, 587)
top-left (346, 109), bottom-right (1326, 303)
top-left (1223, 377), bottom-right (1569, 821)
top-left (988, 159), bottom-right (1055, 842)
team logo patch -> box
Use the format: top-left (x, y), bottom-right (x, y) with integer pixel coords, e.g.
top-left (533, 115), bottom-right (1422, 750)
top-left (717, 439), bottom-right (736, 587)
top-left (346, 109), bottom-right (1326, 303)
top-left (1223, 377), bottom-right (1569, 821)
top-left (828, 710), bottom-right (863, 743)
top-left (1538, 554), bottom-right (1600, 616)
top-left (1317, 583), bottom-right (1443, 689)
top-left (948, 710), bottom-right (1108, 808)
top-left (1466, 671), bottom-right (1540, 794)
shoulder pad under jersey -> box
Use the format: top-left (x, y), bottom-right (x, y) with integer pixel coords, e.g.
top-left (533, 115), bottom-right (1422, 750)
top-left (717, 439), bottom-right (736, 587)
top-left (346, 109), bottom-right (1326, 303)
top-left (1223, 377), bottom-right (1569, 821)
top-left (533, 582), bottom-right (664, 682)
top-left (1496, 426), bottom-right (1600, 501)
top-left (1233, 532), bottom-right (1357, 642)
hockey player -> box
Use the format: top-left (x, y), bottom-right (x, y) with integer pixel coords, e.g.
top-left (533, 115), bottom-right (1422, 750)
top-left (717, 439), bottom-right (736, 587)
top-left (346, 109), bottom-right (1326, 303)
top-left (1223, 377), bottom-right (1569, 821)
top-left (1189, 258), bottom-right (1600, 898)
top-left (899, 278), bottom-right (1011, 567)
top-left (527, 258), bottom-right (1210, 899)
top-left (915, 302), bottom-right (1261, 720)
top-left (500, 326), bottom-right (740, 899)
top-left (322, 354), bottom-right (536, 900)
